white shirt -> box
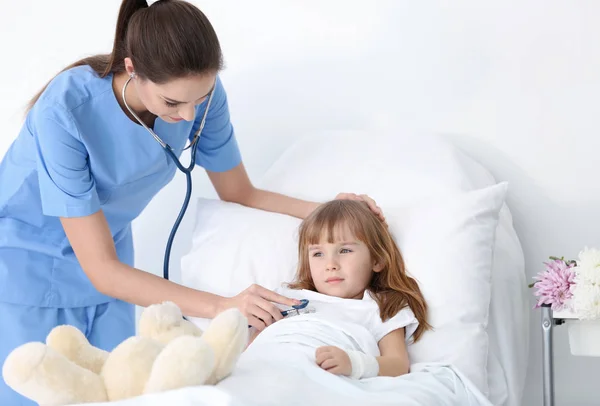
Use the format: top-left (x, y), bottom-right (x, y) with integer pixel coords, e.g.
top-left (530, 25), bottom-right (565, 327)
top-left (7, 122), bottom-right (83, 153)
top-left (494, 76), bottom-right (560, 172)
top-left (275, 286), bottom-right (419, 345)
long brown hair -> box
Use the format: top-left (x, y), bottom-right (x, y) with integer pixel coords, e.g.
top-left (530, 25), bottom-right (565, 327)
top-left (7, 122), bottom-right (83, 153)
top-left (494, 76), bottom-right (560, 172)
top-left (26, 0), bottom-right (222, 112)
top-left (287, 200), bottom-right (432, 342)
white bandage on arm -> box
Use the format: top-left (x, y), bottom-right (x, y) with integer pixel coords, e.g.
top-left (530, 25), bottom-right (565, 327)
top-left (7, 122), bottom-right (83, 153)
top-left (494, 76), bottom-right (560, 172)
top-left (346, 349), bottom-right (379, 379)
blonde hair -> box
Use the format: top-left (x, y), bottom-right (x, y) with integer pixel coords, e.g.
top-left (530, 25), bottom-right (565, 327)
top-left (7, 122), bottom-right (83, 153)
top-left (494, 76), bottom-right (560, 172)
top-left (287, 200), bottom-right (431, 342)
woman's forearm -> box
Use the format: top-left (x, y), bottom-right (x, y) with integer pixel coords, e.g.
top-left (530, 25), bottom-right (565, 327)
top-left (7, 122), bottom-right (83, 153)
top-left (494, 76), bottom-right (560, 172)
top-left (242, 188), bottom-right (320, 219)
top-left (96, 259), bottom-right (224, 318)
top-left (60, 212), bottom-right (227, 318)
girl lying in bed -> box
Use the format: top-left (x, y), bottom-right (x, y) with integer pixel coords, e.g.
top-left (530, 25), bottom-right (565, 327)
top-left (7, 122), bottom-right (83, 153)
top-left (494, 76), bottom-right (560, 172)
top-left (246, 199), bottom-right (431, 380)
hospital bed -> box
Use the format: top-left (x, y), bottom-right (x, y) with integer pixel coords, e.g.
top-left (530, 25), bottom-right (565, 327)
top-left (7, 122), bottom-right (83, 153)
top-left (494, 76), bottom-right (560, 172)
top-left (82, 131), bottom-right (528, 406)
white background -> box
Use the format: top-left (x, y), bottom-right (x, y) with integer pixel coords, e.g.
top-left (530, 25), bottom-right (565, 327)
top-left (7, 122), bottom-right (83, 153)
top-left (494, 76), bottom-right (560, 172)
top-left (1, 1), bottom-right (599, 405)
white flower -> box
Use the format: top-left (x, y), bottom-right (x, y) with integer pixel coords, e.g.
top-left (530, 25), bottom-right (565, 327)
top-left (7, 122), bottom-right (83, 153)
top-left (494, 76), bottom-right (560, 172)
top-left (574, 247), bottom-right (600, 286)
top-left (571, 283), bottom-right (600, 320)
top-left (568, 247), bottom-right (600, 319)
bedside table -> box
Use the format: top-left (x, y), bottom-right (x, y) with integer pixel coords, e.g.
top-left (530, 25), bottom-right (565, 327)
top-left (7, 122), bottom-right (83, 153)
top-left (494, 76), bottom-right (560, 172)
top-left (541, 304), bottom-right (600, 406)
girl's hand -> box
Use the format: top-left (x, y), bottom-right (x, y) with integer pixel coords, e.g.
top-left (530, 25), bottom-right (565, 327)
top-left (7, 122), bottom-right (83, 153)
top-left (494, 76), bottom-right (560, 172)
top-left (315, 346), bottom-right (352, 376)
top-left (220, 284), bottom-right (301, 331)
top-left (334, 193), bottom-right (387, 225)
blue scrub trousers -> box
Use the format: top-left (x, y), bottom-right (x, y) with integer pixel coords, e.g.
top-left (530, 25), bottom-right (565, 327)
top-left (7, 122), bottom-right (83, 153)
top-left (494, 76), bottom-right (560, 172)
top-left (0, 300), bottom-right (135, 406)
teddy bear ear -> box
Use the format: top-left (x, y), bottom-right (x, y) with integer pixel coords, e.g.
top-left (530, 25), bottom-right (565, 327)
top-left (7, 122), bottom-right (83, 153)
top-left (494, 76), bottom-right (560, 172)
top-left (138, 302), bottom-right (203, 345)
top-left (138, 302), bottom-right (184, 338)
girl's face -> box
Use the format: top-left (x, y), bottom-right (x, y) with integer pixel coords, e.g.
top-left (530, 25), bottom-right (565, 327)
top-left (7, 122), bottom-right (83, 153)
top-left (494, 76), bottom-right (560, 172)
top-left (307, 224), bottom-right (383, 299)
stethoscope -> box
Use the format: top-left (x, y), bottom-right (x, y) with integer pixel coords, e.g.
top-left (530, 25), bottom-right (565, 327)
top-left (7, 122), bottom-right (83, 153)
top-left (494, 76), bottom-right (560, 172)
top-left (121, 73), bottom-right (215, 281)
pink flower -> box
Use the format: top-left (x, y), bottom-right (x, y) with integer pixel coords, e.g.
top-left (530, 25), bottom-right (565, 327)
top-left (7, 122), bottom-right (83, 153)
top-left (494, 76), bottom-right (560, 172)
top-left (532, 258), bottom-right (576, 310)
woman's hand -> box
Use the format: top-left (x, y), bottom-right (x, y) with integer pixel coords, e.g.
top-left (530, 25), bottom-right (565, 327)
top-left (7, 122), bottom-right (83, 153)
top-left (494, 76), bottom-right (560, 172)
top-left (334, 193), bottom-right (387, 225)
top-left (220, 284), bottom-right (301, 331)
top-left (315, 346), bottom-right (352, 376)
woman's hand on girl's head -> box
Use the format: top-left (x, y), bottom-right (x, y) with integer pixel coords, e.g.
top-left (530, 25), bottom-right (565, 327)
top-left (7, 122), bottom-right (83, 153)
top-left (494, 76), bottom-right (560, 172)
top-left (334, 193), bottom-right (387, 225)
top-left (219, 284), bottom-right (301, 331)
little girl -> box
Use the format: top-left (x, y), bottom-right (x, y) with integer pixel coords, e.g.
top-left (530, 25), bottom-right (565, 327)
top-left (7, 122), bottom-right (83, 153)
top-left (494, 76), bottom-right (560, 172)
top-left (247, 199), bottom-right (431, 380)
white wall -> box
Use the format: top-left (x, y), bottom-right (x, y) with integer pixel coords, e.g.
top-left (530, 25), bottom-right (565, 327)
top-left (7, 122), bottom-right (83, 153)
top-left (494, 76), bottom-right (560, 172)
top-left (1, 1), bottom-right (599, 404)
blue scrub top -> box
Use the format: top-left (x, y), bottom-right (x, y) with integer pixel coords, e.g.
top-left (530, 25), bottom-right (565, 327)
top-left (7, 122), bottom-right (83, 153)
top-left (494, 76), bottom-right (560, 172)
top-left (0, 65), bottom-right (242, 308)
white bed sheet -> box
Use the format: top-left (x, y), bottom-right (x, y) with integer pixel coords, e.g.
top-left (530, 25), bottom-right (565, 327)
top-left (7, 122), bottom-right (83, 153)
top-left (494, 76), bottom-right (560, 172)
top-left (77, 362), bottom-right (491, 406)
top-left (79, 313), bottom-right (494, 406)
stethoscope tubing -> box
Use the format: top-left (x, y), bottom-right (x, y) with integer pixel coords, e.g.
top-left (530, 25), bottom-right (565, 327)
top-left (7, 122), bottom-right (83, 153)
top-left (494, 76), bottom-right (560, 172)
top-left (121, 74), bottom-right (215, 280)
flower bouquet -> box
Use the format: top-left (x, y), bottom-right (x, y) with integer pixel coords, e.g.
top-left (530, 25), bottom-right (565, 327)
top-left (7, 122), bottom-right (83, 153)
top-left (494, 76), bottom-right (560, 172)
top-left (531, 247), bottom-right (600, 356)
top-left (531, 247), bottom-right (600, 319)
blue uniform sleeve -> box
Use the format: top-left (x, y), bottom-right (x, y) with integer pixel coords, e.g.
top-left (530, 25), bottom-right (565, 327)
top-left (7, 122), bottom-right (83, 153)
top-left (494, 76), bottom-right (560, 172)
top-left (30, 104), bottom-right (100, 218)
top-left (190, 76), bottom-right (242, 172)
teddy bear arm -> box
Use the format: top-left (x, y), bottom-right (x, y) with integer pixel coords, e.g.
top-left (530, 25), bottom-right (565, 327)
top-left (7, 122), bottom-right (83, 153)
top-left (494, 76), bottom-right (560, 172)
top-left (200, 308), bottom-right (249, 384)
top-left (101, 336), bottom-right (165, 401)
top-left (144, 335), bottom-right (215, 394)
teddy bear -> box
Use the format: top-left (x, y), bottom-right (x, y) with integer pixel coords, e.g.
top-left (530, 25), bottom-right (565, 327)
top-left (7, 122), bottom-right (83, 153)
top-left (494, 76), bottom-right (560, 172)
top-left (2, 301), bottom-right (248, 406)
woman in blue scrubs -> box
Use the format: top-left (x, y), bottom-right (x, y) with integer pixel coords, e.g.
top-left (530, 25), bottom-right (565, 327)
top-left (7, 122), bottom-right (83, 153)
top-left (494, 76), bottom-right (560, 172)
top-left (0, 1), bottom-right (384, 403)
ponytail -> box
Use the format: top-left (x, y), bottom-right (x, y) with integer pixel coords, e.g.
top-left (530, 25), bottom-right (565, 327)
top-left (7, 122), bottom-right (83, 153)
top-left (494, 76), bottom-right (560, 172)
top-left (103, 0), bottom-right (149, 76)
top-left (25, 0), bottom-right (148, 112)
top-left (25, 0), bottom-right (223, 117)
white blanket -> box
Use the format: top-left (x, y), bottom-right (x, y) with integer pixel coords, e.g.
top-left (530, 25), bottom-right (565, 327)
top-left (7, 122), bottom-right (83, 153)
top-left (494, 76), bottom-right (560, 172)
top-left (82, 314), bottom-right (492, 406)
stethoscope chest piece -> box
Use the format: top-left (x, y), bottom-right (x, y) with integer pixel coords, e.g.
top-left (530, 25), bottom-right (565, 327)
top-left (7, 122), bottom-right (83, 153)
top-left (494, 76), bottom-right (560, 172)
top-left (281, 299), bottom-right (315, 318)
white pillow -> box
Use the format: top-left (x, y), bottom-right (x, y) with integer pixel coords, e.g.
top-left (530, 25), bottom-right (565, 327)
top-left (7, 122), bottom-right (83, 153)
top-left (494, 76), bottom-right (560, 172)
top-left (385, 182), bottom-right (507, 396)
top-left (181, 182), bottom-right (507, 396)
top-left (181, 198), bottom-right (301, 298)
